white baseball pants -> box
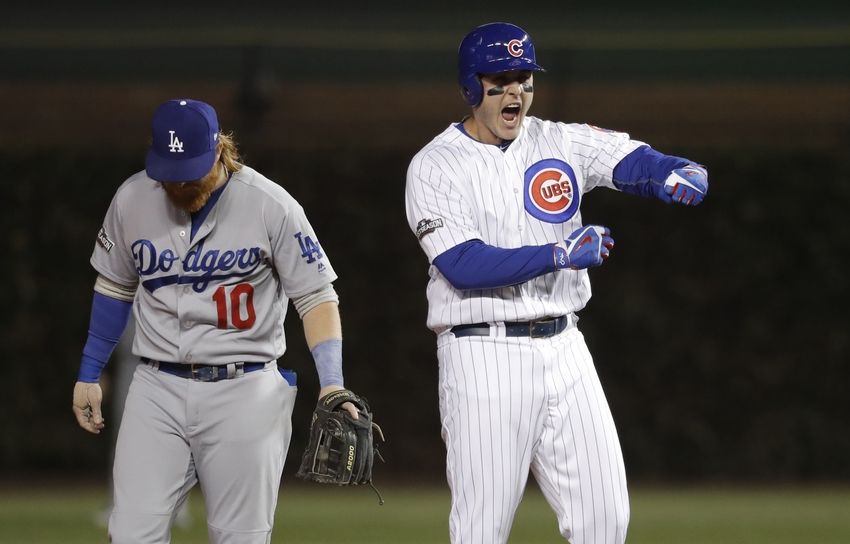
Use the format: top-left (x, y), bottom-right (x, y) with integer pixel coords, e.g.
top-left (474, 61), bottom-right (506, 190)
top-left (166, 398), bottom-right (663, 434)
top-left (437, 326), bottom-right (629, 544)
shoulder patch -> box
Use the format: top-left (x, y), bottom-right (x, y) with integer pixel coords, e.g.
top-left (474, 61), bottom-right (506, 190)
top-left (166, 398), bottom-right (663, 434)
top-left (294, 232), bottom-right (324, 264)
top-left (96, 227), bottom-right (115, 252)
top-left (415, 218), bottom-right (444, 240)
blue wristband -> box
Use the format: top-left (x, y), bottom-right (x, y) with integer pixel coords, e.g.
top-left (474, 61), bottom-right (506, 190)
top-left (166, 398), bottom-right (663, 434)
top-left (311, 339), bottom-right (344, 388)
top-left (78, 292), bottom-right (133, 383)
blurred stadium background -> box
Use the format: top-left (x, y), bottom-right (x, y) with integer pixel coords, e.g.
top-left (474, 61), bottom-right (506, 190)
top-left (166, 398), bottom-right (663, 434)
top-left (1, 1), bottom-right (848, 542)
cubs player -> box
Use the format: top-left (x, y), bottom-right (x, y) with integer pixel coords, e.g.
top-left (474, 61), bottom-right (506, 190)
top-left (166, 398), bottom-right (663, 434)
top-left (405, 22), bottom-right (707, 544)
top-left (72, 98), bottom-right (357, 544)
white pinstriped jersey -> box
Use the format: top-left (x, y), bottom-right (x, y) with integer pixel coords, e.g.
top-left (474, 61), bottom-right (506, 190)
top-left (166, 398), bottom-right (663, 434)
top-left (405, 116), bottom-right (644, 331)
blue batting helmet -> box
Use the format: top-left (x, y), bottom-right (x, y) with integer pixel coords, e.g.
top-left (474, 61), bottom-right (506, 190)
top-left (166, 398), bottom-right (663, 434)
top-left (457, 22), bottom-right (545, 107)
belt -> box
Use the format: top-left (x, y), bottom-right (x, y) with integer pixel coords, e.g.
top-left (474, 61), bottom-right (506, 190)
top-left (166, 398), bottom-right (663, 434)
top-left (142, 357), bottom-right (266, 382)
top-left (450, 315), bottom-right (570, 339)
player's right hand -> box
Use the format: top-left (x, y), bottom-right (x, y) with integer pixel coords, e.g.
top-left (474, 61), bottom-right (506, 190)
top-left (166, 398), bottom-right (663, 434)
top-left (554, 225), bottom-right (614, 270)
top-left (73, 381), bottom-right (105, 434)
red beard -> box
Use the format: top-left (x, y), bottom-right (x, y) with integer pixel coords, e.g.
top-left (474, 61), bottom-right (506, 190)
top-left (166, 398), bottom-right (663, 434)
top-left (162, 166), bottom-right (221, 213)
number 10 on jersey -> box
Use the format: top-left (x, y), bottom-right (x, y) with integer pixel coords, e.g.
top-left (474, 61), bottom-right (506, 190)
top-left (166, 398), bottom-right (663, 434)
top-left (213, 283), bottom-right (256, 329)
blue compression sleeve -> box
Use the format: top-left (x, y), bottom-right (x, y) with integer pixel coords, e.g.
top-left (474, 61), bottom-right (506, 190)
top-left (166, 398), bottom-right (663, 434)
top-left (432, 239), bottom-right (557, 291)
top-left (78, 292), bottom-right (133, 383)
top-left (612, 145), bottom-right (692, 199)
top-left (311, 339), bottom-right (344, 388)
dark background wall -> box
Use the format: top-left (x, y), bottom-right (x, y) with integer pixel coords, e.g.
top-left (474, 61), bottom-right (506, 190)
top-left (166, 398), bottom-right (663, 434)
top-left (1, 2), bottom-right (848, 483)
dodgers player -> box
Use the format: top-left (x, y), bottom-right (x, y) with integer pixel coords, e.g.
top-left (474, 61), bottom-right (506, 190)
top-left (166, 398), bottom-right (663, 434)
top-left (72, 99), bottom-right (356, 544)
top-left (405, 23), bottom-right (708, 544)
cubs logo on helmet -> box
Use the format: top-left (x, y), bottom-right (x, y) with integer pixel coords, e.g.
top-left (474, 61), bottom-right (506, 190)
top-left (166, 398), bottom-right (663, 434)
top-left (506, 39), bottom-right (524, 57)
top-left (524, 159), bottom-right (580, 223)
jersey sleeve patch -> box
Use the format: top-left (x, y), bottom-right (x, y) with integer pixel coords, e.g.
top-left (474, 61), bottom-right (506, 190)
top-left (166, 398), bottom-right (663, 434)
top-left (294, 232), bottom-right (324, 264)
top-left (415, 218), bottom-right (444, 240)
top-left (96, 227), bottom-right (115, 252)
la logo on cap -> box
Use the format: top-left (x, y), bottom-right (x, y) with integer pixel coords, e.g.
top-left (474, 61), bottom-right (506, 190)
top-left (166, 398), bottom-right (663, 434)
top-left (168, 131), bottom-right (184, 153)
top-left (167, 100), bottom-right (190, 153)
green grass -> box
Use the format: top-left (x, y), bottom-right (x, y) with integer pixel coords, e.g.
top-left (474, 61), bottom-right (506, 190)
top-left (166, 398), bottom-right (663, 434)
top-left (1, 484), bottom-right (849, 543)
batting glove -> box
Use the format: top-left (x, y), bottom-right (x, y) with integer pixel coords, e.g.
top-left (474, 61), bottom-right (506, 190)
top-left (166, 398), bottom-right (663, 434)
top-left (554, 225), bottom-right (614, 270)
top-left (662, 165), bottom-right (708, 206)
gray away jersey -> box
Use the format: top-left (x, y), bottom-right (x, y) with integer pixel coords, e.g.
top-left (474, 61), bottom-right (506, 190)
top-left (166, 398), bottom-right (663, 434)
top-left (92, 165), bottom-right (336, 363)
top-left (405, 117), bottom-right (643, 331)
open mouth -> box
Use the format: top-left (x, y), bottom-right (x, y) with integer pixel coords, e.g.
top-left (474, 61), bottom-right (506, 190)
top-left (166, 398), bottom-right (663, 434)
top-left (501, 104), bottom-right (521, 123)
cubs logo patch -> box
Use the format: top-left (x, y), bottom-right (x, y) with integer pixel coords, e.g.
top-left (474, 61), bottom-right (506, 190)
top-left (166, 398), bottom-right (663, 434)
top-left (523, 159), bottom-right (580, 223)
top-left (96, 227), bottom-right (115, 252)
top-left (415, 218), bottom-right (444, 240)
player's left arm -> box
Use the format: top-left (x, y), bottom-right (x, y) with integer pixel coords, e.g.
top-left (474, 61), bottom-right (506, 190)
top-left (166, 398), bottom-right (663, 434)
top-left (612, 145), bottom-right (708, 206)
top-left (296, 291), bottom-right (358, 420)
top-left (264, 185), bottom-right (355, 416)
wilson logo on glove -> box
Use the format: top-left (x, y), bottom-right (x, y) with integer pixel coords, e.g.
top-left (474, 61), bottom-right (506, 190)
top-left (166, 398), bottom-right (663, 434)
top-left (347, 445), bottom-right (356, 472)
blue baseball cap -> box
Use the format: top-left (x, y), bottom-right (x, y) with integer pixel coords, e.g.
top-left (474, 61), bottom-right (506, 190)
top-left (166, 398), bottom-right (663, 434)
top-left (145, 99), bottom-right (220, 183)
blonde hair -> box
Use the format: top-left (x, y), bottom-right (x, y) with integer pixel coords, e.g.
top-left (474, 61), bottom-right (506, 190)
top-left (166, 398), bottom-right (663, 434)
top-left (217, 132), bottom-right (242, 174)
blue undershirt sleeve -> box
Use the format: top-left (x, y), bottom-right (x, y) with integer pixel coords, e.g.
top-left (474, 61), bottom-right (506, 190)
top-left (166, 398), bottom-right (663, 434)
top-left (612, 145), bottom-right (692, 199)
top-left (432, 239), bottom-right (557, 291)
top-left (78, 292), bottom-right (133, 383)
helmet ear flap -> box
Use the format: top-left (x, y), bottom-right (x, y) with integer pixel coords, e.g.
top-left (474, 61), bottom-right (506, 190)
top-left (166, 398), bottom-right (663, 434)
top-left (460, 73), bottom-right (482, 107)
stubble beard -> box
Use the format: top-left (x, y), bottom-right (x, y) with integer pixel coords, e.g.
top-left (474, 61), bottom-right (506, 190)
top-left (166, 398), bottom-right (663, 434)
top-left (162, 164), bottom-right (222, 213)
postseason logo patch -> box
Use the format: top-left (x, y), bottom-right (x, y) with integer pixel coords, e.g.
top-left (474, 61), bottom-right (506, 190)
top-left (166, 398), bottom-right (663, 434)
top-left (524, 159), bottom-right (580, 224)
top-left (96, 227), bottom-right (115, 252)
top-left (415, 218), bottom-right (444, 240)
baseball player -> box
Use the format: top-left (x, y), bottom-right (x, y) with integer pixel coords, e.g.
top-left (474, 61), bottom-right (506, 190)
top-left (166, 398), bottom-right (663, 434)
top-left (405, 22), bottom-right (708, 544)
top-left (72, 98), bottom-right (357, 544)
